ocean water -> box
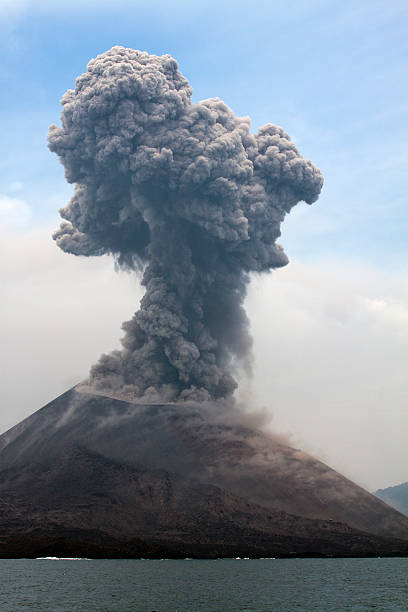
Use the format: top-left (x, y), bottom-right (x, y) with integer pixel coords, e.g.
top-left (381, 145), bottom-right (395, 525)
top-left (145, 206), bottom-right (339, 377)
top-left (0, 557), bottom-right (407, 611)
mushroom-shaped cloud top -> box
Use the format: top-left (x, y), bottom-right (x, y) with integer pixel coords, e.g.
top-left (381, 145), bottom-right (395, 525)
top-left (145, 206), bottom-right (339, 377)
top-left (49, 46), bottom-right (323, 402)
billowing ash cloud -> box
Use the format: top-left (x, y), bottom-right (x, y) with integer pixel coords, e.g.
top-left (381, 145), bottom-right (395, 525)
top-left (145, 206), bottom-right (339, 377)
top-left (48, 46), bottom-right (323, 402)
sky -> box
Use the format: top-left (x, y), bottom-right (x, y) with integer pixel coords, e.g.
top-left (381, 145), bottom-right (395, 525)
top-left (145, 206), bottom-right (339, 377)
top-left (0, 0), bottom-right (407, 490)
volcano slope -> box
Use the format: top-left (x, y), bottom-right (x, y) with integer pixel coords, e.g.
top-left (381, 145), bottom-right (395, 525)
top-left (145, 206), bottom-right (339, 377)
top-left (1, 387), bottom-right (407, 558)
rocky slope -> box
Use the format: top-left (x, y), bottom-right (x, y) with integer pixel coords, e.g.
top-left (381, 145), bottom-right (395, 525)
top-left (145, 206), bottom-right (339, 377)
top-left (1, 387), bottom-right (407, 558)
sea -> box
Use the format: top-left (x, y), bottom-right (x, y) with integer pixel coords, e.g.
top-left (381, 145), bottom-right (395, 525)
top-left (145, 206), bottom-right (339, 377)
top-left (0, 557), bottom-right (407, 611)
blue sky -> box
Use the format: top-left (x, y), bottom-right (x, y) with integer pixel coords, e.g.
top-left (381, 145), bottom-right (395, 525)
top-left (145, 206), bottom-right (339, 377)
top-left (1, 0), bottom-right (407, 488)
top-left (1, 0), bottom-right (407, 268)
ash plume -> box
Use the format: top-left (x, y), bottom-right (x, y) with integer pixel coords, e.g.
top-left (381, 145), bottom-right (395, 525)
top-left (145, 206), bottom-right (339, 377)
top-left (48, 46), bottom-right (323, 402)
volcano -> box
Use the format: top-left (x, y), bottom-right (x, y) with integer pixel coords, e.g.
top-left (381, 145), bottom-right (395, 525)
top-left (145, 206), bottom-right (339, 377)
top-left (0, 387), bottom-right (407, 558)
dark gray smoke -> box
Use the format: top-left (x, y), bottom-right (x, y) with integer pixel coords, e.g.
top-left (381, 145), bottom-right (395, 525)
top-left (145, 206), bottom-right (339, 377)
top-left (48, 46), bottom-right (323, 402)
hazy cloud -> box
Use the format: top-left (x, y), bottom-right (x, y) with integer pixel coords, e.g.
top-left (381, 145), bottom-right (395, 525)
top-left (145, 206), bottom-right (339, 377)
top-left (1, 226), bottom-right (406, 489)
top-left (0, 194), bottom-right (31, 228)
top-left (247, 260), bottom-right (408, 490)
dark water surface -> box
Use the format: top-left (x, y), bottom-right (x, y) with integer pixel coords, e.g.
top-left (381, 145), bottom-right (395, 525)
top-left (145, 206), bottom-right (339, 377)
top-left (0, 558), bottom-right (407, 611)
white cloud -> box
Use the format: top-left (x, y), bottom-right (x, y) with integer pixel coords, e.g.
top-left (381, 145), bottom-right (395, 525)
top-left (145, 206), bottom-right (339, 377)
top-left (0, 194), bottom-right (31, 228)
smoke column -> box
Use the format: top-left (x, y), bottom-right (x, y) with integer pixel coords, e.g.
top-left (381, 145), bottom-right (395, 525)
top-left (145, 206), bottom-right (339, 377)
top-left (48, 46), bottom-right (323, 402)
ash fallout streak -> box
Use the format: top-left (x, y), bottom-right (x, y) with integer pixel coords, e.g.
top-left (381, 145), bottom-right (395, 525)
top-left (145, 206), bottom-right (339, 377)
top-left (49, 47), bottom-right (323, 402)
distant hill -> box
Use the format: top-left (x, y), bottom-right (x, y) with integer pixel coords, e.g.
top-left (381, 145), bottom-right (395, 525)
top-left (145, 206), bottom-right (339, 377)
top-left (375, 483), bottom-right (408, 517)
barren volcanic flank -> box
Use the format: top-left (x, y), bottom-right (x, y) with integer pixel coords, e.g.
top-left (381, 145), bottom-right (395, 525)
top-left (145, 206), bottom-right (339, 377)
top-left (1, 387), bottom-right (407, 559)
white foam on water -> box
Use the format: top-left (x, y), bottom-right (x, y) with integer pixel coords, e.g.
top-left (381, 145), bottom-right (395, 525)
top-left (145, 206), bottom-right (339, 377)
top-left (35, 557), bottom-right (91, 560)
